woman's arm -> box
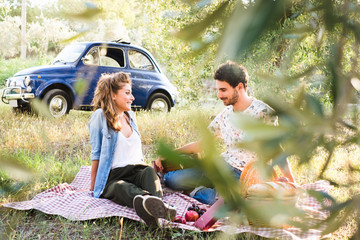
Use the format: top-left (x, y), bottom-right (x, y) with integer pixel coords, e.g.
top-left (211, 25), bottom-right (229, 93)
top-left (89, 110), bottom-right (103, 191)
top-left (90, 160), bottom-right (99, 191)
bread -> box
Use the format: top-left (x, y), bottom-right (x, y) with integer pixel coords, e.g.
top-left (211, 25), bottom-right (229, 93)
top-left (246, 181), bottom-right (298, 198)
top-left (239, 162), bottom-right (277, 196)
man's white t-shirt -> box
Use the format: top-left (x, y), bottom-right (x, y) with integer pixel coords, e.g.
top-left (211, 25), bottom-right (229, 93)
top-left (208, 98), bottom-right (277, 171)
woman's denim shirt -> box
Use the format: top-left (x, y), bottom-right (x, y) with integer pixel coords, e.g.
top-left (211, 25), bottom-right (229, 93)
top-left (88, 108), bottom-right (140, 198)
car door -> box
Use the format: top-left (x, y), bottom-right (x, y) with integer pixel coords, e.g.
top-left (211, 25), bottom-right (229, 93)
top-left (76, 45), bottom-right (126, 106)
top-left (126, 48), bottom-right (159, 108)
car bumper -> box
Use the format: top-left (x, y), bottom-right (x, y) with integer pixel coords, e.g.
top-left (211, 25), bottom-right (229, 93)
top-left (1, 87), bottom-right (35, 107)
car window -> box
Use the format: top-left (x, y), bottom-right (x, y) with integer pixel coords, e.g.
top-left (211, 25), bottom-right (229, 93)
top-left (53, 44), bottom-right (86, 64)
top-left (83, 47), bottom-right (100, 66)
top-left (100, 47), bottom-right (125, 68)
top-left (100, 56), bottom-right (120, 67)
top-left (128, 50), bottom-right (154, 71)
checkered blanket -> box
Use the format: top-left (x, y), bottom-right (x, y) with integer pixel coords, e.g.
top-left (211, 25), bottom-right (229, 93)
top-left (3, 166), bottom-right (332, 239)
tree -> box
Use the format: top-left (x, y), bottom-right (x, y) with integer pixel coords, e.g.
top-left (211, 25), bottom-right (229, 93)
top-left (21, 0), bottom-right (26, 59)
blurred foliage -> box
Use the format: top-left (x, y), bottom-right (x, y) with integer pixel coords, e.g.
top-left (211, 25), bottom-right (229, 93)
top-left (0, 152), bottom-right (32, 181)
top-left (0, 151), bottom-right (33, 199)
top-left (156, 0), bottom-right (360, 237)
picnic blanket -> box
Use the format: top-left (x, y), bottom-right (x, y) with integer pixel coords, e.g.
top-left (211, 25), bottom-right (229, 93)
top-left (3, 166), bottom-right (333, 239)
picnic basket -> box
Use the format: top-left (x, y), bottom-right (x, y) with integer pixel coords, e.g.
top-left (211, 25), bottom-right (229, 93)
top-left (240, 162), bottom-right (299, 228)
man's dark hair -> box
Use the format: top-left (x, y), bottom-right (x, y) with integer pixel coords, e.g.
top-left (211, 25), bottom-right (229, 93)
top-left (213, 60), bottom-right (249, 89)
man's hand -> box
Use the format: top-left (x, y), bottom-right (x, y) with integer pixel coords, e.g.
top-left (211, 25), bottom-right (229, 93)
top-left (154, 157), bottom-right (164, 172)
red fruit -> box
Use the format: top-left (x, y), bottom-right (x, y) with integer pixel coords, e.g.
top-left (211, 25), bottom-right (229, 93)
top-left (185, 210), bottom-right (199, 222)
top-left (173, 216), bottom-right (186, 224)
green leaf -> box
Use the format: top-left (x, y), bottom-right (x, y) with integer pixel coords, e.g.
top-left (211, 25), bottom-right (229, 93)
top-left (157, 141), bottom-right (200, 169)
top-left (319, 141), bottom-right (335, 178)
top-left (64, 2), bottom-right (102, 21)
top-left (245, 198), bottom-right (305, 228)
top-left (320, 0), bottom-right (338, 31)
top-left (321, 200), bottom-right (353, 235)
top-left (292, 87), bottom-right (306, 110)
top-left (339, 119), bottom-right (358, 131)
top-left (175, 1), bottom-right (230, 41)
top-left (220, 0), bottom-right (288, 59)
top-left (305, 94), bottom-right (324, 117)
top-left (0, 152), bottom-right (33, 181)
top-left (350, 221), bottom-right (360, 240)
top-left (307, 189), bottom-right (337, 206)
top-left (196, 115), bottom-right (246, 210)
top-left (74, 78), bottom-right (89, 96)
top-left (271, 152), bottom-right (290, 168)
top-left (179, 0), bottom-right (215, 8)
top-left (30, 99), bottom-right (54, 119)
top-left (230, 113), bottom-right (288, 140)
top-left (61, 31), bottom-right (88, 44)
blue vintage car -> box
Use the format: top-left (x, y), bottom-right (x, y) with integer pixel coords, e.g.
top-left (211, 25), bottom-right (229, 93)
top-left (1, 41), bottom-right (177, 117)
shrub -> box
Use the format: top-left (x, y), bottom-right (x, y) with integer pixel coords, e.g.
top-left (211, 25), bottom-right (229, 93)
top-left (0, 56), bottom-right (53, 86)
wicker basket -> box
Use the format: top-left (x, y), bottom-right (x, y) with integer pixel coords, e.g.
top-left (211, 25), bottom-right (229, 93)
top-left (244, 183), bottom-right (298, 228)
top-left (239, 162), bottom-right (299, 228)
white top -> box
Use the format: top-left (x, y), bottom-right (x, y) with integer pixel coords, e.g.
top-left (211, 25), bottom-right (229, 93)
top-left (208, 98), bottom-right (277, 171)
top-left (111, 130), bottom-right (144, 169)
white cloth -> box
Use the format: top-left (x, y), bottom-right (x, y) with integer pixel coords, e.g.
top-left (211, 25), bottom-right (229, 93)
top-left (111, 130), bottom-right (144, 169)
top-left (208, 98), bottom-right (277, 171)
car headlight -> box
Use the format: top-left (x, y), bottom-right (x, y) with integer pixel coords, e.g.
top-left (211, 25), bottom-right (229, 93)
top-left (24, 76), bottom-right (31, 86)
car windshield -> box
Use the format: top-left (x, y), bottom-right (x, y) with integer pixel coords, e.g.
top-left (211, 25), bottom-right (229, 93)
top-left (52, 44), bottom-right (86, 65)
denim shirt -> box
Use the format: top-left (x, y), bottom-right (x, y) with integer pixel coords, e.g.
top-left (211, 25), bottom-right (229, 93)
top-left (88, 108), bottom-right (141, 198)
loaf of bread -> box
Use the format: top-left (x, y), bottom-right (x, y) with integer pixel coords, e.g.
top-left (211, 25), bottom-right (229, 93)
top-left (246, 181), bottom-right (298, 198)
top-left (239, 162), bottom-right (277, 196)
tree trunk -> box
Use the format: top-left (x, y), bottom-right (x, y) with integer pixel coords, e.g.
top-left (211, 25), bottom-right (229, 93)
top-left (21, 0), bottom-right (27, 60)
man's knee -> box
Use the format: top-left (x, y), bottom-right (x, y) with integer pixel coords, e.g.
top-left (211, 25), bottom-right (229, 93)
top-left (163, 170), bottom-right (195, 190)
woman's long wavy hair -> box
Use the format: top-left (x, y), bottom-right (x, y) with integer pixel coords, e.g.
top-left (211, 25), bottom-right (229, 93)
top-left (92, 72), bottom-right (131, 132)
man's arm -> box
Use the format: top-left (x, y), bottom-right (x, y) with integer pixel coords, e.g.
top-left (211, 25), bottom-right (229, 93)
top-left (176, 141), bottom-right (202, 154)
top-left (90, 160), bottom-right (99, 191)
top-left (278, 158), bottom-right (296, 183)
top-left (264, 105), bottom-right (296, 183)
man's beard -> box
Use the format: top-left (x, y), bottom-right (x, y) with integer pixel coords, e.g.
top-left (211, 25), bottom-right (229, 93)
top-left (221, 90), bottom-right (239, 106)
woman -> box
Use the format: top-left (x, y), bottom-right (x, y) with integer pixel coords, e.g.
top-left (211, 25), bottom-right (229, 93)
top-left (89, 72), bottom-right (175, 227)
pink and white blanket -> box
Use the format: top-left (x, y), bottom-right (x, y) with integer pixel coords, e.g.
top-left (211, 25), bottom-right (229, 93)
top-left (3, 166), bottom-right (333, 239)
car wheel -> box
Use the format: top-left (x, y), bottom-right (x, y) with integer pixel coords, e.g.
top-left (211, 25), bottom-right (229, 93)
top-left (43, 89), bottom-right (71, 118)
top-left (146, 93), bottom-right (171, 112)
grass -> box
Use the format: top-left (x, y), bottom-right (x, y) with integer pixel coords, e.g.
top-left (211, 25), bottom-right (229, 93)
top-left (0, 100), bottom-right (359, 239)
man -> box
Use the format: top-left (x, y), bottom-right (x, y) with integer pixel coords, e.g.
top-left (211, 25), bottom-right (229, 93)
top-left (154, 60), bottom-right (295, 204)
